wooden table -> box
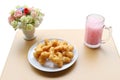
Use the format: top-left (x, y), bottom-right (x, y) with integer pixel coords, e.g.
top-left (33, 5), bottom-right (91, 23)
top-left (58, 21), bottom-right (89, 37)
top-left (0, 29), bottom-right (120, 80)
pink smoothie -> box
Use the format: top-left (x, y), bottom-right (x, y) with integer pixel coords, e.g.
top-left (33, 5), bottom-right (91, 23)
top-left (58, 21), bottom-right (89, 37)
top-left (85, 15), bottom-right (104, 45)
top-left (85, 25), bottom-right (103, 45)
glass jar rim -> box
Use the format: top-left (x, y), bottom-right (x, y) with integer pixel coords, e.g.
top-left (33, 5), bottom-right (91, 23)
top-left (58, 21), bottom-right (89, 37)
top-left (87, 14), bottom-right (105, 23)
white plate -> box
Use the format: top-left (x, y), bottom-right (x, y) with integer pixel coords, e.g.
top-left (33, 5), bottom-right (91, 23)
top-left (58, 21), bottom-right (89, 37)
top-left (28, 38), bottom-right (79, 72)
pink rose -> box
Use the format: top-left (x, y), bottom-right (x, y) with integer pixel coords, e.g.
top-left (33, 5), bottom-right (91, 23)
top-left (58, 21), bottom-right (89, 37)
top-left (8, 16), bottom-right (14, 23)
top-left (31, 10), bottom-right (37, 18)
top-left (14, 10), bottom-right (23, 18)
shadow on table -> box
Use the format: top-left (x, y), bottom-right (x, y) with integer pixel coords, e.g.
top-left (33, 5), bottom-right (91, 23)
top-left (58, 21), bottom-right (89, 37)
top-left (30, 62), bottom-right (77, 78)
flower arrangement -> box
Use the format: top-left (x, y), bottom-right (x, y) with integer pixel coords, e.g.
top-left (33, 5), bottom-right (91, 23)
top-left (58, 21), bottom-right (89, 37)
top-left (8, 5), bottom-right (44, 30)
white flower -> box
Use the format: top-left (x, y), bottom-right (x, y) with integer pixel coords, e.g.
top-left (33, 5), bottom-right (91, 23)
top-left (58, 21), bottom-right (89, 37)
top-left (11, 20), bottom-right (18, 29)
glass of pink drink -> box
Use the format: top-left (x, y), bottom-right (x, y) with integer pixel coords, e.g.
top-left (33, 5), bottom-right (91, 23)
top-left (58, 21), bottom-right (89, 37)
top-left (84, 14), bottom-right (111, 48)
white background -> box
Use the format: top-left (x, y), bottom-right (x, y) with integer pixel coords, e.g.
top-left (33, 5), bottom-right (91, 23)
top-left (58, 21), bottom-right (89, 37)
top-left (0, 0), bottom-right (120, 76)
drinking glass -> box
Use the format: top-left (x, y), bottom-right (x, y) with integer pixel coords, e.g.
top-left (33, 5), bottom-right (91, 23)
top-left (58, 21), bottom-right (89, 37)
top-left (84, 14), bottom-right (111, 48)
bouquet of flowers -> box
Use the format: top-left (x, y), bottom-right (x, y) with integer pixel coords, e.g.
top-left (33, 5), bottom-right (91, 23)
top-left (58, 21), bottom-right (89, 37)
top-left (8, 5), bottom-right (44, 30)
